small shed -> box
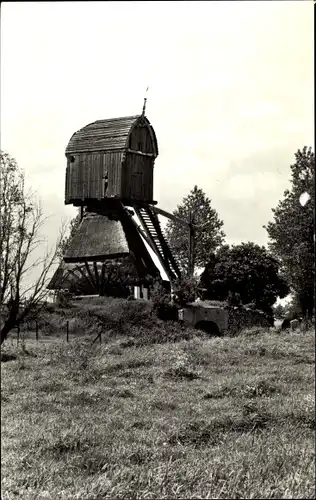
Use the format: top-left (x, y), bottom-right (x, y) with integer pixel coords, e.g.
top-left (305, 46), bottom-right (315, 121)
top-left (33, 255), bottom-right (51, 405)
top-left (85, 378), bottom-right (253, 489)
top-left (65, 115), bottom-right (159, 207)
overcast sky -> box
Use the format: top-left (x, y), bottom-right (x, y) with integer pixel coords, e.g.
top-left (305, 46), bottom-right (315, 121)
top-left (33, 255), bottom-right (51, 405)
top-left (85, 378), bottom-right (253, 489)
top-left (1, 1), bottom-right (314, 285)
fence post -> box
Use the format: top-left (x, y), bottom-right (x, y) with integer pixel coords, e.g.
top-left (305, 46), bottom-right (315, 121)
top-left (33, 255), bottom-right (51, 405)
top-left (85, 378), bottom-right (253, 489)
top-left (66, 321), bottom-right (69, 342)
top-left (17, 326), bottom-right (20, 347)
top-left (36, 321), bottom-right (39, 342)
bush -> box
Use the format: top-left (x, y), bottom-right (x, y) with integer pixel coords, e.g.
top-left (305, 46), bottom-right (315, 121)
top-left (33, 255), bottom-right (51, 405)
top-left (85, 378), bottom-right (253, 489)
top-left (228, 306), bottom-right (273, 336)
top-left (173, 276), bottom-right (200, 307)
top-left (55, 290), bottom-right (74, 308)
top-left (150, 280), bottom-right (179, 321)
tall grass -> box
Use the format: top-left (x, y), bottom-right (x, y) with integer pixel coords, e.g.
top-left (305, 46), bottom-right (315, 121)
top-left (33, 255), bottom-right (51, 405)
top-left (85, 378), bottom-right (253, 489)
top-left (1, 322), bottom-right (314, 499)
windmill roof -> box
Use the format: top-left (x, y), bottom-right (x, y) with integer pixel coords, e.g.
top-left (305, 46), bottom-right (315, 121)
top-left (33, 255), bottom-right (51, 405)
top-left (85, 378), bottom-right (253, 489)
top-left (65, 115), bottom-right (158, 155)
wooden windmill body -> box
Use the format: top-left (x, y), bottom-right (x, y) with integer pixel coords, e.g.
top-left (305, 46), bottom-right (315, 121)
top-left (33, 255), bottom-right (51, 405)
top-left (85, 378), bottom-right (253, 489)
top-left (52, 111), bottom-right (185, 297)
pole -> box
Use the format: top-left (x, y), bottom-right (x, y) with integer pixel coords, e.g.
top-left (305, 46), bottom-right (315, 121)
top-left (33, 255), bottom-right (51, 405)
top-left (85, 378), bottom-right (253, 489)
top-left (36, 321), bottom-right (39, 342)
top-left (188, 211), bottom-right (196, 277)
top-left (66, 320), bottom-right (69, 342)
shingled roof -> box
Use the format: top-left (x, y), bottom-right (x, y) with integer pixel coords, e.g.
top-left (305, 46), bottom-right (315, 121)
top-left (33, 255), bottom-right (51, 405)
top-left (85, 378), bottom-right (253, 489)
top-left (65, 115), bottom-right (158, 155)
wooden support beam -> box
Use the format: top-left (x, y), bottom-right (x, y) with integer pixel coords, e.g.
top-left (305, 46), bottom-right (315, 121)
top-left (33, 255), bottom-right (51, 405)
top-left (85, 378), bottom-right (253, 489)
top-left (133, 207), bottom-right (175, 283)
top-left (93, 261), bottom-right (100, 293)
top-left (188, 211), bottom-right (196, 277)
top-left (150, 205), bottom-right (189, 228)
top-left (84, 260), bottom-right (97, 291)
top-left (129, 216), bottom-right (158, 254)
top-left (127, 149), bottom-right (156, 158)
top-left (150, 205), bottom-right (211, 231)
top-left (100, 263), bottom-right (107, 296)
top-left (147, 209), bottom-right (181, 279)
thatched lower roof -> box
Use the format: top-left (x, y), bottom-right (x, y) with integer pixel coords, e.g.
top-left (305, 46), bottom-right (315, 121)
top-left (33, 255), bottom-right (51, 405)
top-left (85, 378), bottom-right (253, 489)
top-left (62, 202), bottom-right (159, 282)
top-left (64, 211), bottom-right (129, 262)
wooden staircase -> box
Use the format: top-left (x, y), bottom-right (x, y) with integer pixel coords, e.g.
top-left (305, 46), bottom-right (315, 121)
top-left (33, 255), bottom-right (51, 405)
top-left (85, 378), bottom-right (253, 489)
top-left (133, 204), bottom-right (182, 282)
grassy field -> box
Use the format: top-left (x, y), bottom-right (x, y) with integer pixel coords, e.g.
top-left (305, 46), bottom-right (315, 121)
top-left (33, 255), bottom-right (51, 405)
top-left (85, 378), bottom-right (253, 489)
top-left (1, 311), bottom-right (315, 499)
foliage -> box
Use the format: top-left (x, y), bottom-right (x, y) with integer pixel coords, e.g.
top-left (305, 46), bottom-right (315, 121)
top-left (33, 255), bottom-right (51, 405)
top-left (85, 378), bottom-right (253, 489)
top-left (272, 303), bottom-right (286, 320)
top-left (150, 279), bottom-right (178, 321)
top-left (0, 151), bottom-right (64, 344)
top-left (200, 242), bottom-right (290, 315)
top-left (172, 275), bottom-right (200, 307)
top-left (284, 294), bottom-right (303, 318)
top-left (165, 185), bottom-right (225, 274)
top-left (150, 275), bottom-right (201, 319)
top-left (265, 147), bottom-right (315, 319)
top-left (55, 289), bottom-right (74, 309)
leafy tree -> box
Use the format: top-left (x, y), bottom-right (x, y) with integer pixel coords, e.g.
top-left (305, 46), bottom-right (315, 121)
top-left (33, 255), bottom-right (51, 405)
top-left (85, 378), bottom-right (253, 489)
top-left (273, 303), bottom-right (286, 319)
top-left (199, 242), bottom-right (289, 316)
top-left (265, 147), bottom-right (315, 320)
top-left (0, 151), bottom-right (64, 344)
top-left (165, 185), bottom-right (225, 275)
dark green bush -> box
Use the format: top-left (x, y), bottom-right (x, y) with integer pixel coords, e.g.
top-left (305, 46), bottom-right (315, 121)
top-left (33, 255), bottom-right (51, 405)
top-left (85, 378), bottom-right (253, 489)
top-left (150, 280), bottom-right (178, 320)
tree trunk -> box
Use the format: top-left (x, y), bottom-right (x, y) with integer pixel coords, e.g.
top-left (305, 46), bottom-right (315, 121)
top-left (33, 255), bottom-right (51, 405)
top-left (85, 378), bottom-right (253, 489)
top-left (0, 304), bottom-right (19, 346)
top-left (0, 317), bottom-right (16, 345)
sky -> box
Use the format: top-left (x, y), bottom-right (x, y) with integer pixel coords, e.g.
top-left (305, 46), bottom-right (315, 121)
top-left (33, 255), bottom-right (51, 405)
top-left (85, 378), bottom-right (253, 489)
top-left (1, 1), bottom-right (314, 290)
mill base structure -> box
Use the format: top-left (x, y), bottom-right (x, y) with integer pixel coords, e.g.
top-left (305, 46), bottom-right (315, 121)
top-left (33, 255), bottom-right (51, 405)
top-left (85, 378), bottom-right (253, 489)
top-left (63, 200), bottom-right (180, 295)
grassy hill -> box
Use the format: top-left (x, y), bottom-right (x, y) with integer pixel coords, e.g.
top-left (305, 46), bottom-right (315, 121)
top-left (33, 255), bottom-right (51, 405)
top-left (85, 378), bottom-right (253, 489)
top-left (1, 299), bottom-right (315, 499)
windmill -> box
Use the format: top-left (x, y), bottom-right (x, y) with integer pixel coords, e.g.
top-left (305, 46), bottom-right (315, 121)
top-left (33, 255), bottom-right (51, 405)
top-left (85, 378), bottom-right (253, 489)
top-left (49, 104), bottom-right (197, 298)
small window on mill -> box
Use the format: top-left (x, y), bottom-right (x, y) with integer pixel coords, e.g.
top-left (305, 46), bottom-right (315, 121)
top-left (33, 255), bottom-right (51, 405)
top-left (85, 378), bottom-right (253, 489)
top-left (70, 156), bottom-right (75, 163)
top-left (138, 142), bottom-right (142, 151)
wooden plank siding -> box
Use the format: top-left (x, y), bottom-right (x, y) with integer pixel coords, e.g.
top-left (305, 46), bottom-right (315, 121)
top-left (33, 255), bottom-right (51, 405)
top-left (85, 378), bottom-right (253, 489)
top-left (65, 158), bottom-right (70, 202)
top-left (64, 115), bottom-right (158, 205)
top-left (128, 125), bottom-right (154, 154)
top-left (121, 153), bottom-right (154, 201)
top-left (65, 151), bottom-right (125, 203)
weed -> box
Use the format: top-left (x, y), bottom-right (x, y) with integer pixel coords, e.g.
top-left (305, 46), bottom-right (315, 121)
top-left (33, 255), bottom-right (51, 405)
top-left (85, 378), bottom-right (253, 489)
top-left (164, 351), bottom-right (201, 380)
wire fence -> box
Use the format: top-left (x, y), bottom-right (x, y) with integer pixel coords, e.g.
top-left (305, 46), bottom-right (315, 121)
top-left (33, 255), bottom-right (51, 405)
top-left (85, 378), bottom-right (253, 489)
top-left (8, 321), bottom-right (103, 347)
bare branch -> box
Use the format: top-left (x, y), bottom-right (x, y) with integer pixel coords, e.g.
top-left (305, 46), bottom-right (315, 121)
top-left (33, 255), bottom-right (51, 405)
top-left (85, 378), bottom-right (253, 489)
top-left (0, 151), bottom-right (67, 344)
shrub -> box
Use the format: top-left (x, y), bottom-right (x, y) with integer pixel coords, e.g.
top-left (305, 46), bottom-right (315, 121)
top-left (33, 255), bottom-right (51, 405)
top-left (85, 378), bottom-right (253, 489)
top-left (228, 306), bottom-right (273, 335)
top-left (55, 290), bottom-right (74, 309)
top-left (150, 280), bottom-right (179, 321)
top-left (173, 276), bottom-right (200, 307)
